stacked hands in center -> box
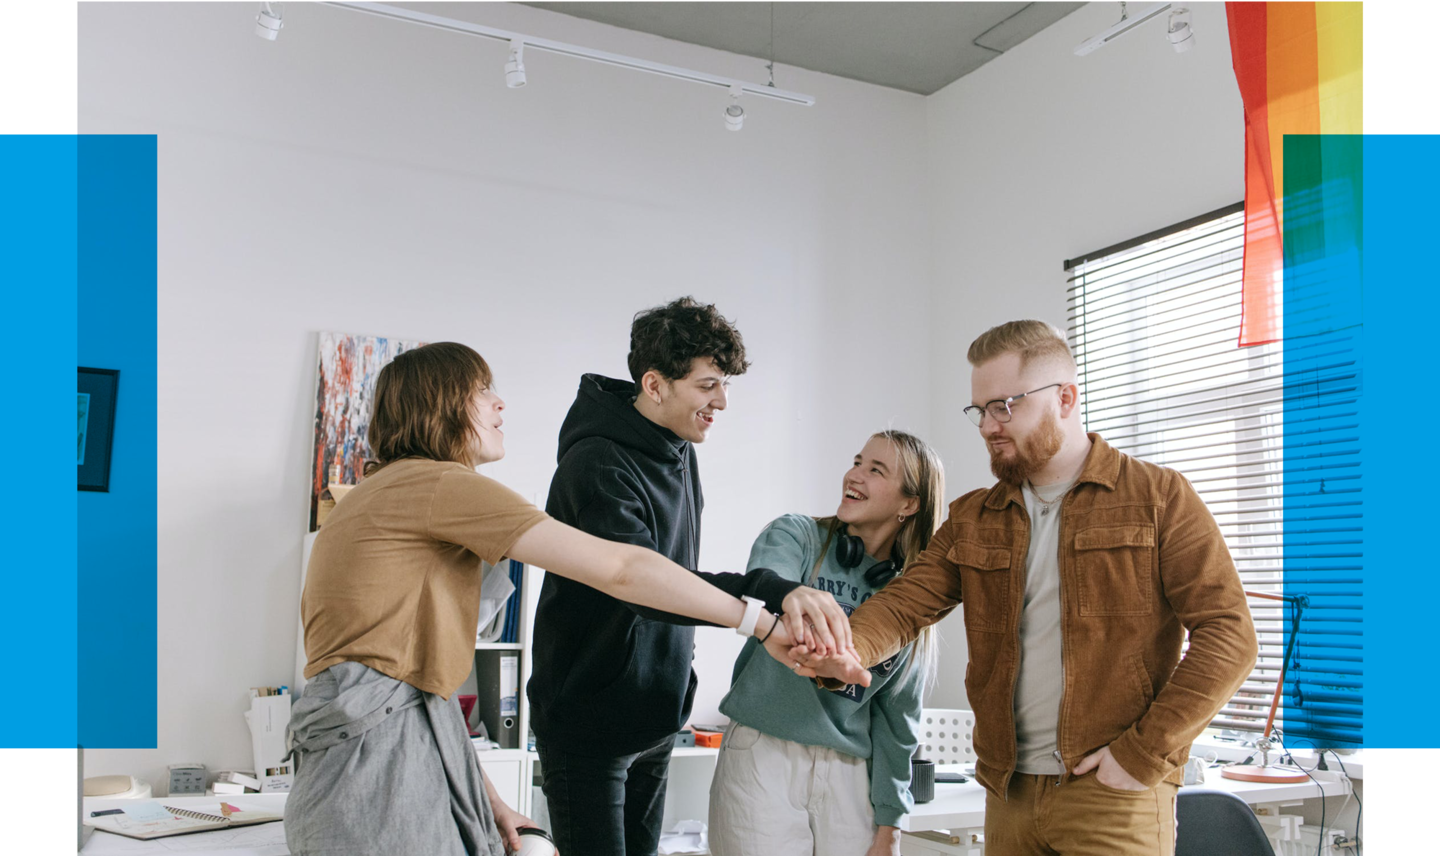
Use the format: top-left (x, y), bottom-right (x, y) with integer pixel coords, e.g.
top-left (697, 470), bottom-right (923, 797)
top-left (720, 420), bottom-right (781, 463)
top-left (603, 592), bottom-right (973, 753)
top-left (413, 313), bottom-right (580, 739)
top-left (754, 586), bottom-right (874, 688)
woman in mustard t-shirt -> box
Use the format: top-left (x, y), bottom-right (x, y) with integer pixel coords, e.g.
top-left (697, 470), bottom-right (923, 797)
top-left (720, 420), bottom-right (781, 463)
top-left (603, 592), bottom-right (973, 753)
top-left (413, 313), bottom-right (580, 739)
top-left (287, 342), bottom-right (857, 856)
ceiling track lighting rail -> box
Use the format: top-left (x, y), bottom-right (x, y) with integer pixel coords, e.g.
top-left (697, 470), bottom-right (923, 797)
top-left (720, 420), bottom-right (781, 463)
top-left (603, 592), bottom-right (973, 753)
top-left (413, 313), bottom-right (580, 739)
top-left (1075, 2), bottom-right (1196, 57)
top-left (268, 2), bottom-right (816, 129)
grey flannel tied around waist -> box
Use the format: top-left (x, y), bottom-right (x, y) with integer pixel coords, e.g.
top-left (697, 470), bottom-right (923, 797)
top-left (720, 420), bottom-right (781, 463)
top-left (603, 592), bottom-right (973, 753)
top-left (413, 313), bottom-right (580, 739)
top-left (283, 662), bottom-right (506, 856)
top-left (287, 668), bottom-right (424, 760)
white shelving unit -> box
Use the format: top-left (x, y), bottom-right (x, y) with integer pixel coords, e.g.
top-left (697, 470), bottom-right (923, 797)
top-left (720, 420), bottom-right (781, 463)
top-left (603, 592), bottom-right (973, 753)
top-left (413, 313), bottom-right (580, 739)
top-left (467, 560), bottom-right (541, 814)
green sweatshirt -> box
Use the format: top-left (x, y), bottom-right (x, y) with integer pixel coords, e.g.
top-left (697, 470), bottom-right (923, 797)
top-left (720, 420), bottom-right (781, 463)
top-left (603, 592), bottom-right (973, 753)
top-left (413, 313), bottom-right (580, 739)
top-left (718, 514), bottom-right (925, 828)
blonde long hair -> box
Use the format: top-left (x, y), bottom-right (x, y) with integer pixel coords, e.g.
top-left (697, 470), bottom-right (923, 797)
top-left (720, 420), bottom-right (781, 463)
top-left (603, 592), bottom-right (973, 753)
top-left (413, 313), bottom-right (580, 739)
top-left (812, 430), bottom-right (945, 689)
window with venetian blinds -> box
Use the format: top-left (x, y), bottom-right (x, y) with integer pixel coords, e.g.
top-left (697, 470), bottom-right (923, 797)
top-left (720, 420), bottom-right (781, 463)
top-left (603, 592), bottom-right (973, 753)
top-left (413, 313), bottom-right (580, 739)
top-left (1063, 202), bottom-right (1362, 747)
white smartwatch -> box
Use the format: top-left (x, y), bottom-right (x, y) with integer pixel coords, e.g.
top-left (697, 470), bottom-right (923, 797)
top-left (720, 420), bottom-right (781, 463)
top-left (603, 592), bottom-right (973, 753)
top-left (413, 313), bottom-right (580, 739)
top-left (736, 595), bottom-right (766, 638)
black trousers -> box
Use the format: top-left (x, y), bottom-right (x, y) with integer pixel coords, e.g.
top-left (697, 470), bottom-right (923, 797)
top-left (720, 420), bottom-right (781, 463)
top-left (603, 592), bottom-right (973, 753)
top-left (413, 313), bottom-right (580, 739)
top-left (535, 734), bottom-right (675, 856)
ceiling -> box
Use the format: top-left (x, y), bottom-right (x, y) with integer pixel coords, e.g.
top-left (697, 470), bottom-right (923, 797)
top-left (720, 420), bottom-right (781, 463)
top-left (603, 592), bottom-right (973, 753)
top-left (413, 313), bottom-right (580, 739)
top-left (521, 2), bottom-right (1086, 95)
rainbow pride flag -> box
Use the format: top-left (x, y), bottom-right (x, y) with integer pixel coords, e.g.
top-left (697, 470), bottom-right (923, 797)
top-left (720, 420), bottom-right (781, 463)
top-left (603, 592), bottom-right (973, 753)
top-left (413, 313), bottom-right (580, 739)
top-left (1226, 2), bottom-right (1362, 346)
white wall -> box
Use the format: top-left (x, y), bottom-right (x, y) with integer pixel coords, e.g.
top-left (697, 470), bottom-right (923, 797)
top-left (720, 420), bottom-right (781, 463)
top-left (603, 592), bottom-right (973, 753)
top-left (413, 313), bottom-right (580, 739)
top-left (78, 0), bottom-right (1251, 784)
top-left (78, 2), bottom-right (929, 786)
top-left (920, 1), bottom-right (1244, 710)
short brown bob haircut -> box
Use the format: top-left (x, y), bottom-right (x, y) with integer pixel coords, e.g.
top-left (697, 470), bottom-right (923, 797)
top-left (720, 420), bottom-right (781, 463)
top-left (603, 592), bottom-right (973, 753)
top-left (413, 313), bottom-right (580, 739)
top-left (365, 341), bottom-right (493, 474)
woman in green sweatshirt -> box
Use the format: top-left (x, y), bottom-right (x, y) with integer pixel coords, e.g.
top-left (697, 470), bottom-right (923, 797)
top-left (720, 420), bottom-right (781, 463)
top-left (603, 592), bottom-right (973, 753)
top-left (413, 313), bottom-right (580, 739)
top-left (708, 430), bottom-right (946, 856)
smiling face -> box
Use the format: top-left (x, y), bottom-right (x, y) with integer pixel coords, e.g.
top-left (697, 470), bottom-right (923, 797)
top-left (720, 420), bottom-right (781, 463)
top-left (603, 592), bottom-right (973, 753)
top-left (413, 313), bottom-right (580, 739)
top-left (836, 435), bottom-right (919, 528)
top-left (970, 352), bottom-right (1066, 485)
top-left (644, 356), bottom-right (730, 444)
top-left (466, 383), bottom-right (506, 466)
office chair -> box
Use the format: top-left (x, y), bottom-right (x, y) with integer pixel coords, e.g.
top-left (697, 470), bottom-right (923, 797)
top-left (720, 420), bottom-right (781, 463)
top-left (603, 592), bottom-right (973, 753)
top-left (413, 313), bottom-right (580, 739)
top-left (917, 709), bottom-right (977, 766)
top-left (1175, 789), bottom-right (1276, 856)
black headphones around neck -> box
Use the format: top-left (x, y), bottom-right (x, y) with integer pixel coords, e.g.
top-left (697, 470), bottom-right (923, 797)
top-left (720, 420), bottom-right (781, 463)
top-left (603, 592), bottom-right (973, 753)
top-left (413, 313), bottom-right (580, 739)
top-left (834, 526), bottom-right (902, 588)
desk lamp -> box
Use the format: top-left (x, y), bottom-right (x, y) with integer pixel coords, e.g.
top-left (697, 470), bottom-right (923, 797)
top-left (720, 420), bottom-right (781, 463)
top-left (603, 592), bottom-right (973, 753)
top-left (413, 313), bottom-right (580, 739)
top-left (1221, 590), bottom-right (1311, 784)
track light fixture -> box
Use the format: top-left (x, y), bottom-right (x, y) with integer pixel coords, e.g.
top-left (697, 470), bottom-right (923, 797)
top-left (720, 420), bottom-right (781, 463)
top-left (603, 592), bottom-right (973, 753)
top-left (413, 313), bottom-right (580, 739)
top-left (1075, 3), bottom-right (1197, 57)
top-left (255, 2), bottom-right (283, 41)
top-left (505, 40), bottom-right (527, 89)
top-left (724, 86), bottom-right (744, 132)
top-left (1167, 8), bottom-right (1195, 54)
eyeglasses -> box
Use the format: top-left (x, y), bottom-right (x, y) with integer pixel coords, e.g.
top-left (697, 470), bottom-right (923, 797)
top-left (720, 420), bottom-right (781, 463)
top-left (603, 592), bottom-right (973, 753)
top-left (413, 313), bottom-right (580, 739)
top-left (963, 383), bottom-right (1064, 427)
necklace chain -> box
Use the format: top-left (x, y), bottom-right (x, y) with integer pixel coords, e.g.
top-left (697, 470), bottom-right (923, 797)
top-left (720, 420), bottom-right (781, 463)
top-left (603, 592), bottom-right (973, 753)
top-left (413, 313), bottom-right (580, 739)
top-left (1028, 482), bottom-right (1066, 516)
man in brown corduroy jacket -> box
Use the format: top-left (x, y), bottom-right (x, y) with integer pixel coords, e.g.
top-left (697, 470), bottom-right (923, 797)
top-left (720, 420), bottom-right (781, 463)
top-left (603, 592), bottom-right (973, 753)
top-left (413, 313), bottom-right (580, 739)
top-left (796, 319), bottom-right (1257, 855)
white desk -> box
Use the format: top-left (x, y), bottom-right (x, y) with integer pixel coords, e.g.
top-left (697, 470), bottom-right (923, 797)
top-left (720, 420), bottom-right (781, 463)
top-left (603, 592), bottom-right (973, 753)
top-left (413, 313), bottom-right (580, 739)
top-left (78, 764), bottom-right (1354, 854)
top-left (903, 765), bottom-right (1353, 833)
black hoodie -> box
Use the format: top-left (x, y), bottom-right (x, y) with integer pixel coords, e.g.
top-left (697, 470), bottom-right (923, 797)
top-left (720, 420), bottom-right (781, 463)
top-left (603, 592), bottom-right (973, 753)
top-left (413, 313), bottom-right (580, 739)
top-left (526, 374), bottom-right (800, 755)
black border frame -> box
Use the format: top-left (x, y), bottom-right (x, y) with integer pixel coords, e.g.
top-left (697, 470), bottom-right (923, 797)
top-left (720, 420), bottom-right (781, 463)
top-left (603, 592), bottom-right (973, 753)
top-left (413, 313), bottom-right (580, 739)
top-left (78, 367), bottom-right (120, 492)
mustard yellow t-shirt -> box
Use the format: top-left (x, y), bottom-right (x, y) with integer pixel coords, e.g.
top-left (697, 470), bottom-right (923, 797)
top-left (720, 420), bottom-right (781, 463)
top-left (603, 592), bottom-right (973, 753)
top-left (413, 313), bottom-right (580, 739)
top-left (302, 458), bottom-right (549, 697)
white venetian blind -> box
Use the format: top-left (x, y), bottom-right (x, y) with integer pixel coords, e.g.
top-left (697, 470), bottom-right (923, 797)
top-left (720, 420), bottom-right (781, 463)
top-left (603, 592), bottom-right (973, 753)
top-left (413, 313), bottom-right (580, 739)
top-left (1064, 203), bottom-right (1300, 738)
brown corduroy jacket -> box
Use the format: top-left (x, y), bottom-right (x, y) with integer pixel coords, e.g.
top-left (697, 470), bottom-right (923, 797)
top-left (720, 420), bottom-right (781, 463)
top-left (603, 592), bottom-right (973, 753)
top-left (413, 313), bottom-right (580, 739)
top-left (839, 433), bottom-right (1257, 796)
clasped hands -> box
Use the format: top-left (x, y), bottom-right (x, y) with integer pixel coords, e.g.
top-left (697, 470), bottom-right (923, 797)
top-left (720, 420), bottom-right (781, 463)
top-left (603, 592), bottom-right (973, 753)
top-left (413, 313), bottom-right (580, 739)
top-left (756, 587), bottom-right (873, 687)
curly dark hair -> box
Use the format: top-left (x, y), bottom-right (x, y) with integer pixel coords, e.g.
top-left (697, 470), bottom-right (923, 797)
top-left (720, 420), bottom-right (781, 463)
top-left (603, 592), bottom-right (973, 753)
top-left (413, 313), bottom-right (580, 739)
top-left (627, 296), bottom-right (751, 385)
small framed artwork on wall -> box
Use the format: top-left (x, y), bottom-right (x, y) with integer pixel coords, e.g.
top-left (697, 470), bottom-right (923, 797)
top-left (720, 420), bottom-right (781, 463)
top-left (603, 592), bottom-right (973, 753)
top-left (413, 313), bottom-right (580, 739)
top-left (78, 367), bottom-right (119, 492)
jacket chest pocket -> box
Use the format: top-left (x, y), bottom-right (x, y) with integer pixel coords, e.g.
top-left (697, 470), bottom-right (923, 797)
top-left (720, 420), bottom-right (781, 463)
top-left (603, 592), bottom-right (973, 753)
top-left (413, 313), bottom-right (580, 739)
top-left (948, 541), bottom-right (1013, 634)
top-left (1074, 524), bottom-right (1156, 616)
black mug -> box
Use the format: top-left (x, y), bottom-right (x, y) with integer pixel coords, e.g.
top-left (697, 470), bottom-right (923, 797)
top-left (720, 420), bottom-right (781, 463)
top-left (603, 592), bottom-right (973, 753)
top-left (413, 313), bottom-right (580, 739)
top-left (911, 758), bottom-right (935, 804)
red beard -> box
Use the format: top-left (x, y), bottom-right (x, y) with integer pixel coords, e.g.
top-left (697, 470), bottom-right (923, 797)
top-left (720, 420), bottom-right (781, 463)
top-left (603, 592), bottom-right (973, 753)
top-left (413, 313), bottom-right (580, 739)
top-left (988, 409), bottom-right (1063, 485)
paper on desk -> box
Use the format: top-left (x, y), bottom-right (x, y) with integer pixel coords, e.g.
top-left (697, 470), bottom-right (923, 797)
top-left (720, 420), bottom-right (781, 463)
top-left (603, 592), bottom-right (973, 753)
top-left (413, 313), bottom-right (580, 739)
top-left (657, 819), bottom-right (708, 855)
top-left (81, 822), bottom-right (289, 856)
top-left (121, 803), bottom-right (173, 823)
top-left (244, 695), bottom-right (293, 791)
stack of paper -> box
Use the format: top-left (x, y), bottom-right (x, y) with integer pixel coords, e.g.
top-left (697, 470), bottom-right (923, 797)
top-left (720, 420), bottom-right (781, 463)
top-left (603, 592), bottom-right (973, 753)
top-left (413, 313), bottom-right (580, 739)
top-left (213, 771), bottom-right (261, 795)
top-left (657, 819), bottom-right (708, 855)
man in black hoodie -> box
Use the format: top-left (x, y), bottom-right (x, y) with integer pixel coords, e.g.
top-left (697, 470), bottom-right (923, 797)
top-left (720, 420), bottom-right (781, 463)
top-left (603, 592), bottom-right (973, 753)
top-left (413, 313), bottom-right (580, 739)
top-left (528, 297), bottom-right (851, 856)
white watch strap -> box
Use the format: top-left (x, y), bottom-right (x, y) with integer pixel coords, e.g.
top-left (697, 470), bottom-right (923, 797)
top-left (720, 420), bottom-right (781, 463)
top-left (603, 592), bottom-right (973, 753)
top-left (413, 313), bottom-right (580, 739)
top-left (736, 595), bottom-right (766, 637)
